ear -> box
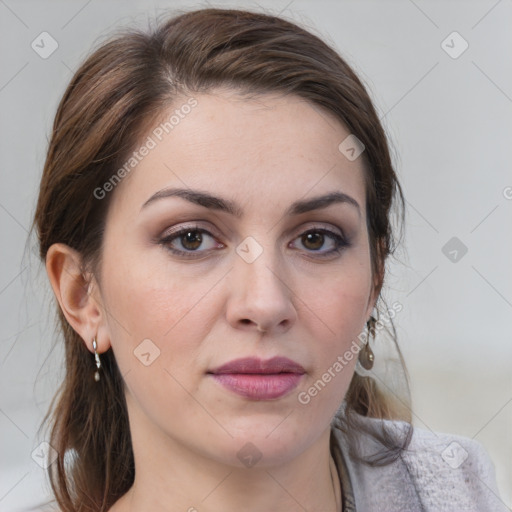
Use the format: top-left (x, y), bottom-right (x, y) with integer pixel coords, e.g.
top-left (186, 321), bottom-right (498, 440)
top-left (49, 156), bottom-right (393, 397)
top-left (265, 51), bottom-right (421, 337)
top-left (45, 243), bottom-right (109, 354)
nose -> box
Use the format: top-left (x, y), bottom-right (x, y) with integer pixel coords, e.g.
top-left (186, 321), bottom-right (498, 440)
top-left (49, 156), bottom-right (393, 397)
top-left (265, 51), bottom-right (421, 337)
top-left (225, 241), bottom-right (297, 336)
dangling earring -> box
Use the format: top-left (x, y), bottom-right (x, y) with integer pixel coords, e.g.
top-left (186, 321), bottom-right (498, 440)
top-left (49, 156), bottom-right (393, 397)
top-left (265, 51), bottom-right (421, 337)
top-left (355, 316), bottom-right (376, 376)
top-left (92, 337), bottom-right (102, 382)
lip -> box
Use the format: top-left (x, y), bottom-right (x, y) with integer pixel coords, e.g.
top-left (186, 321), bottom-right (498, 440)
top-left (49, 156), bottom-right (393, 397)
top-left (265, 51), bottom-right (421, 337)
top-left (208, 357), bottom-right (306, 400)
top-left (209, 356), bottom-right (306, 375)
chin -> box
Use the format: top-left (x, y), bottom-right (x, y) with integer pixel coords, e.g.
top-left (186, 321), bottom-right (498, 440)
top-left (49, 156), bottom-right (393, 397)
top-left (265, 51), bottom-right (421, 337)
top-left (207, 421), bottom-right (310, 468)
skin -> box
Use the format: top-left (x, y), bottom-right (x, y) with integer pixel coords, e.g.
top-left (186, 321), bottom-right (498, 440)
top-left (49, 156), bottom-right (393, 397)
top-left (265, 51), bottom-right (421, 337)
top-left (46, 89), bottom-right (380, 512)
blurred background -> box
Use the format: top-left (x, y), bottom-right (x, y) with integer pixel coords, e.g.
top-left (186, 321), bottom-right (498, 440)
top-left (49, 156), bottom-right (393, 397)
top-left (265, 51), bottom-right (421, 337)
top-left (1, 0), bottom-right (511, 510)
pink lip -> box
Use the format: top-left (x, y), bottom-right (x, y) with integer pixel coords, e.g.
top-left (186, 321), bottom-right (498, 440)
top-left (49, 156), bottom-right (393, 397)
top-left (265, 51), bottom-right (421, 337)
top-left (208, 357), bottom-right (305, 400)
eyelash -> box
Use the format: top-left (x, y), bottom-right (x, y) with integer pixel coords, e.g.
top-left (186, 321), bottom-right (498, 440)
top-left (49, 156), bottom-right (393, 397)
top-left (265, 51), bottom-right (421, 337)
top-left (158, 224), bottom-right (351, 260)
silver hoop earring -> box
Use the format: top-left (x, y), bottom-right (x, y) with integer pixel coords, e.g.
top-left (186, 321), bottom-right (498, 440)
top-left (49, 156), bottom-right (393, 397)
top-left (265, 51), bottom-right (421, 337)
top-left (92, 337), bottom-right (102, 382)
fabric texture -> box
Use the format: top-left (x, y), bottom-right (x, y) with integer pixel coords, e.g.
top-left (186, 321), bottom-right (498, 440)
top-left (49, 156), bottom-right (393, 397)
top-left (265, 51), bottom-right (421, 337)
top-left (329, 412), bottom-right (509, 512)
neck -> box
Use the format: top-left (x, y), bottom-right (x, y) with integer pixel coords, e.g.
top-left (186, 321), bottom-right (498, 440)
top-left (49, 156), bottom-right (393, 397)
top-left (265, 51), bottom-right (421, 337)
top-left (110, 398), bottom-right (341, 512)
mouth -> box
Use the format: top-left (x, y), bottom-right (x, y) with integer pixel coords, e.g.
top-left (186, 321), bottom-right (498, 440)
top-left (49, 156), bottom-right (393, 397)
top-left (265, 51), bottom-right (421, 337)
top-left (207, 356), bottom-right (306, 400)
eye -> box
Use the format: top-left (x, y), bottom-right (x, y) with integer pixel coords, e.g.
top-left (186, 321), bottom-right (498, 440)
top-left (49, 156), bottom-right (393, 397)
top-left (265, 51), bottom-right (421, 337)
top-left (159, 225), bottom-right (222, 258)
top-left (158, 224), bottom-right (350, 260)
top-left (290, 228), bottom-right (350, 258)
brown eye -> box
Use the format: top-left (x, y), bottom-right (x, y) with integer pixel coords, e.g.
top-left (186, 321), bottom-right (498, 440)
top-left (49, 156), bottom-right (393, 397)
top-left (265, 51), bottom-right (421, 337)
top-left (290, 228), bottom-right (350, 258)
top-left (301, 232), bottom-right (324, 251)
top-left (180, 230), bottom-right (203, 250)
top-left (159, 226), bottom-right (221, 258)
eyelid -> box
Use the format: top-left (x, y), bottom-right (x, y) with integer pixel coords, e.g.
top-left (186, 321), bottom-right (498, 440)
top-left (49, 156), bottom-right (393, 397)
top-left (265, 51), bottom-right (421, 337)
top-left (157, 225), bottom-right (222, 260)
top-left (159, 220), bottom-right (346, 244)
top-left (159, 221), bottom-right (221, 240)
top-left (157, 220), bottom-right (350, 260)
top-left (291, 222), bottom-right (345, 238)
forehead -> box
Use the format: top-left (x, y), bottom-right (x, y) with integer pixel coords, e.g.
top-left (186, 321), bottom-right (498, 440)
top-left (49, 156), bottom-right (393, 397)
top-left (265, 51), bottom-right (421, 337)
top-left (109, 90), bottom-right (367, 218)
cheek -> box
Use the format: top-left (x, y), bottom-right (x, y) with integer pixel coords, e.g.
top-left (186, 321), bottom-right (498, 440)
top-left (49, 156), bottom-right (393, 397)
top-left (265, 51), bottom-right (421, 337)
top-left (100, 248), bottom-right (225, 378)
top-left (100, 256), bottom-right (222, 427)
top-left (102, 240), bottom-right (198, 329)
top-left (303, 260), bottom-right (372, 342)
top-left (306, 284), bottom-right (368, 379)
top-left (296, 264), bottom-right (371, 401)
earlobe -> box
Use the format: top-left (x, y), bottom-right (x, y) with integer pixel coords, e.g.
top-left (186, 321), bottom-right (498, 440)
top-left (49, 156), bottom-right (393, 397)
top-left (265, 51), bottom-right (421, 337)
top-left (45, 243), bottom-right (106, 353)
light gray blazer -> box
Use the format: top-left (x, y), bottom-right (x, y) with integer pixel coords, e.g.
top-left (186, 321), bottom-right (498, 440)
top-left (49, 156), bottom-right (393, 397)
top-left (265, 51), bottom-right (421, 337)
top-left (331, 414), bottom-right (509, 512)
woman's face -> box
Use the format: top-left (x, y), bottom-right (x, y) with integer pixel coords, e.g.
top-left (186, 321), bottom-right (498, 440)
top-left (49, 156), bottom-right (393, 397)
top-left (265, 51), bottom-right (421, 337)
top-left (95, 89), bottom-right (377, 468)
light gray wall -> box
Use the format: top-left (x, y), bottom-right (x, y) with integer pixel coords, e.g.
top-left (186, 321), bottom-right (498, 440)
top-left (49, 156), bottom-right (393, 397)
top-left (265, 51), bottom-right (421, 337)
top-left (1, 0), bottom-right (510, 510)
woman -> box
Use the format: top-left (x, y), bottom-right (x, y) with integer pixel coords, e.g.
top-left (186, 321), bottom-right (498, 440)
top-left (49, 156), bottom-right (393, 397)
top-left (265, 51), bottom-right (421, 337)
top-left (32, 7), bottom-right (505, 512)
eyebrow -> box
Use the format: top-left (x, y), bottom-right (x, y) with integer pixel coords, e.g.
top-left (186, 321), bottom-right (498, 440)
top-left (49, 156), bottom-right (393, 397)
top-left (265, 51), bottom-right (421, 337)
top-left (141, 187), bottom-right (361, 218)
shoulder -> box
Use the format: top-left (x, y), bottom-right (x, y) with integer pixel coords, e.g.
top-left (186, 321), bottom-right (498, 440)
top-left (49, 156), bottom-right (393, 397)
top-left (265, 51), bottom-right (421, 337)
top-left (333, 415), bottom-right (508, 512)
top-left (405, 422), bottom-right (491, 470)
top-left (403, 425), bottom-right (504, 508)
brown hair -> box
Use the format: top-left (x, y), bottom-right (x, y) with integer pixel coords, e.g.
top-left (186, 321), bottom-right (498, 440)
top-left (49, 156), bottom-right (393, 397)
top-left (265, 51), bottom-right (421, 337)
top-left (32, 7), bottom-right (410, 511)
